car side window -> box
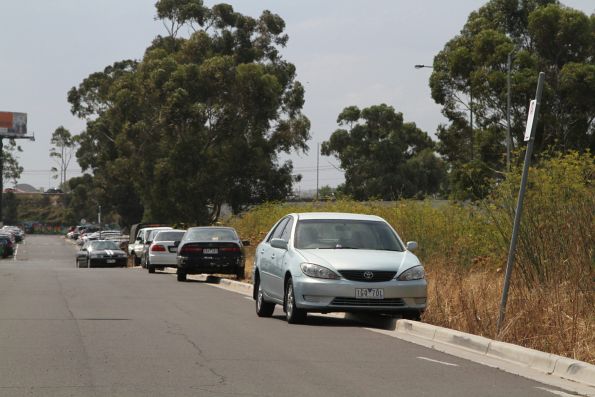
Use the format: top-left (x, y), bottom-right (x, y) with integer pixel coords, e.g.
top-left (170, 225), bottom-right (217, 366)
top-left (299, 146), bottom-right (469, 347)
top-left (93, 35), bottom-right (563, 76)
top-left (267, 217), bottom-right (289, 242)
top-left (280, 217), bottom-right (294, 242)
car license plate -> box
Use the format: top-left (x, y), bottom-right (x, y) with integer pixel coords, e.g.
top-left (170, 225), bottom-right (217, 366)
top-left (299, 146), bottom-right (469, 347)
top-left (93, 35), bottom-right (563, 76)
top-left (168, 247), bottom-right (177, 253)
top-left (203, 248), bottom-right (218, 254)
top-left (355, 288), bottom-right (384, 299)
top-left (106, 259), bottom-right (115, 264)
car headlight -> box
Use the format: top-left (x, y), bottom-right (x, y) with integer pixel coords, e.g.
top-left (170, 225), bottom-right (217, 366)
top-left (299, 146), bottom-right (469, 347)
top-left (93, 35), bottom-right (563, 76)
top-left (300, 263), bottom-right (340, 280)
top-left (397, 265), bottom-right (425, 281)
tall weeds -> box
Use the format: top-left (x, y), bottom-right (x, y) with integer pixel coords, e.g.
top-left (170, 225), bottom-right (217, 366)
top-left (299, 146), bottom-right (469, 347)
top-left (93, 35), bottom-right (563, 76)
top-left (226, 152), bottom-right (594, 363)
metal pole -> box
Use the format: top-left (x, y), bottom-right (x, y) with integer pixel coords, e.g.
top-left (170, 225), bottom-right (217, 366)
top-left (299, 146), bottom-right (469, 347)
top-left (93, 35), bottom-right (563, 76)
top-left (316, 143), bottom-right (319, 201)
top-left (497, 72), bottom-right (545, 335)
top-left (470, 91), bottom-right (474, 160)
top-left (0, 138), bottom-right (3, 225)
top-left (506, 52), bottom-right (512, 171)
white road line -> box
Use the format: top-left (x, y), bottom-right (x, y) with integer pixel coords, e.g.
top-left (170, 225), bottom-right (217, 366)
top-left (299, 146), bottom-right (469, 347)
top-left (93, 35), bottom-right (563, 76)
top-left (535, 387), bottom-right (578, 396)
top-left (13, 243), bottom-right (19, 260)
top-left (417, 356), bottom-right (459, 367)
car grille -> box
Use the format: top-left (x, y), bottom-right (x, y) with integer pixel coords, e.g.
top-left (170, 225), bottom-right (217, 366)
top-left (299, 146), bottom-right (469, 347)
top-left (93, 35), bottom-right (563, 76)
top-left (331, 297), bottom-right (405, 307)
top-left (339, 270), bottom-right (396, 282)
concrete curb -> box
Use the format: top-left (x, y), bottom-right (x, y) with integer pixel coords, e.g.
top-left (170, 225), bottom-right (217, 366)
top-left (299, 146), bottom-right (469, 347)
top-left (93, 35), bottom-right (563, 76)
top-left (396, 319), bottom-right (595, 387)
top-left (212, 277), bottom-right (254, 296)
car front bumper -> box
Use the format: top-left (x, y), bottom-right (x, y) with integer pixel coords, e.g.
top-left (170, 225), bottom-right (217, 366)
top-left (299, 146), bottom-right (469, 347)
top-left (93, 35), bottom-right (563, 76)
top-left (292, 275), bottom-right (427, 314)
top-left (88, 257), bottom-right (127, 267)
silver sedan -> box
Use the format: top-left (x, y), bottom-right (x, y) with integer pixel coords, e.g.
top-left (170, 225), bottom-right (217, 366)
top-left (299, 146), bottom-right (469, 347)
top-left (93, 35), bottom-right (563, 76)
top-left (252, 212), bottom-right (427, 323)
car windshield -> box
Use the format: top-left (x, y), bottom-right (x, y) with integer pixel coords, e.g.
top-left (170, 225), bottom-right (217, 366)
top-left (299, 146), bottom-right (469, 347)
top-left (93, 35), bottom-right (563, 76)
top-left (186, 228), bottom-right (237, 241)
top-left (155, 231), bottom-right (185, 241)
top-left (89, 241), bottom-right (120, 250)
top-left (294, 219), bottom-right (404, 251)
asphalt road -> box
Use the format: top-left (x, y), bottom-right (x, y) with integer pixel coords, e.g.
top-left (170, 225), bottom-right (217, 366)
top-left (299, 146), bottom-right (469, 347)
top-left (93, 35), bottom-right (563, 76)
top-left (0, 235), bottom-right (568, 396)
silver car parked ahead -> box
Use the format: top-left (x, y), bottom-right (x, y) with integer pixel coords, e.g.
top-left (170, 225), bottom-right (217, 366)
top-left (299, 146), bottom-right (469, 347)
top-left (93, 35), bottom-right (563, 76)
top-left (253, 212), bottom-right (427, 323)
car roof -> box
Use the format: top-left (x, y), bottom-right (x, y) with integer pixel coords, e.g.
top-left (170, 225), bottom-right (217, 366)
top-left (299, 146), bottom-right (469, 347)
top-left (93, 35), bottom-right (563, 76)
top-left (294, 212), bottom-right (385, 222)
top-left (187, 226), bottom-right (236, 231)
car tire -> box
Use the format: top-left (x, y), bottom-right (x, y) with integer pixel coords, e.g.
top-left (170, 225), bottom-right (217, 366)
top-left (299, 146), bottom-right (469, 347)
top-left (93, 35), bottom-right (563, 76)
top-left (255, 280), bottom-right (275, 317)
top-left (284, 278), bottom-right (306, 324)
top-left (177, 271), bottom-right (186, 282)
top-left (236, 267), bottom-right (245, 280)
top-left (148, 264), bottom-right (155, 273)
top-left (133, 254), bottom-right (140, 266)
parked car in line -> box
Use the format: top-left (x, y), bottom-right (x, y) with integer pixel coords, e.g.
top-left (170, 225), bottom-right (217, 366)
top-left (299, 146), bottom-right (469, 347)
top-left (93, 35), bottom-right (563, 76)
top-left (127, 223), bottom-right (168, 255)
top-left (252, 212), bottom-right (427, 323)
top-left (130, 226), bottom-right (172, 266)
top-left (2, 226), bottom-right (24, 242)
top-left (176, 227), bottom-right (249, 282)
top-left (76, 240), bottom-right (128, 268)
top-left (0, 235), bottom-right (15, 258)
top-left (145, 229), bottom-right (186, 273)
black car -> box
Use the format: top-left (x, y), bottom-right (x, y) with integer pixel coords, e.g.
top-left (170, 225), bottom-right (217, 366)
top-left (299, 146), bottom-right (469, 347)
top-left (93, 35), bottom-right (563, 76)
top-left (76, 240), bottom-right (128, 268)
top-left (0, 235), bottom-right (14, 258)
top-left (176, 227), bottom-right (249, 281)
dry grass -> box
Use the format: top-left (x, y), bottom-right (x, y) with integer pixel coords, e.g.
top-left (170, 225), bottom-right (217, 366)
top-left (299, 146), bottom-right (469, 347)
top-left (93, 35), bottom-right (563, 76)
top-left (225, 152), bottom-right (594, 363)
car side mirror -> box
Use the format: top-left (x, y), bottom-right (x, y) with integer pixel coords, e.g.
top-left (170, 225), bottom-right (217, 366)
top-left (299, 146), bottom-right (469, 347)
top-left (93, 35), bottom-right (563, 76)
top-left (270, 238), bottom-right (288, 250)
top-left (406, 241), bottom-right (418, 251)
top-left (242, 240), bottom-right (250, 247)
top-left (174, 241), bottom-right (180, 247)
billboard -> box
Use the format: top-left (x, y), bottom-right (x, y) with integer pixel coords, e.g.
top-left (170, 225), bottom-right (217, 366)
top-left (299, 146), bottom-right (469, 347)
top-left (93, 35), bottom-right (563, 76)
top-left (0, 111), bottom-right (27, 137)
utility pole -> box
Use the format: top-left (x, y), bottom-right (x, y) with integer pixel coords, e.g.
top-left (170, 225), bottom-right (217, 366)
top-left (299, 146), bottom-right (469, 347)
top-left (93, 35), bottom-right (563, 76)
top-left (470, 90), bottom-right (474, 161)
top-left (0, 138), bottom-right (4, 226)
top-left (316, 143), bottom-right (320, 201)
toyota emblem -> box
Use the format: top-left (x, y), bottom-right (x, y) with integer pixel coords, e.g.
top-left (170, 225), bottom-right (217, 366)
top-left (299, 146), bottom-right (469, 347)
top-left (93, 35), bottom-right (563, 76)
top-left (363, 271), bottom-right (374, 280)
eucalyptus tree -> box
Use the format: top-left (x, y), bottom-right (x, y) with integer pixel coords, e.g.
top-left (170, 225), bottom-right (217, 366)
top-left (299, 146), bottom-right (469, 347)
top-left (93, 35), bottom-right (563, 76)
top-left (430, 0), bottom-right (595, 199)
top-left (322, 105), bottom-right (446, 200)
top-left (68, 1), bottom-right (309, 225)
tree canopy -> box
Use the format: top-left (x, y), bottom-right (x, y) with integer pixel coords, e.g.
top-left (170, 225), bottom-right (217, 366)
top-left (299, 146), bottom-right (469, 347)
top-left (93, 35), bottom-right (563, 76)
top-left (430, 0), bottom-right (595, 199)
top-left (68, 0), bottom-right (309, 226)
top-left (322, 105), bottom-right (445, 200)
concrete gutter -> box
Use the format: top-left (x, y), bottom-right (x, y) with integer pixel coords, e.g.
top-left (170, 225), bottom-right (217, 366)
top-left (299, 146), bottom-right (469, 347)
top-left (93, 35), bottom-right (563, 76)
top-left (395, 319), bottom-right (595, 390)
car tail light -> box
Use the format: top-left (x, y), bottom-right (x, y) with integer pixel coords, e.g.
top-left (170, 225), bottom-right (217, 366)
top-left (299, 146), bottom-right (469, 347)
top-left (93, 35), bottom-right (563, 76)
top-left (151, 244), bottom-right (166, 252)
top-left (180, 245), bottom-right (203, 254)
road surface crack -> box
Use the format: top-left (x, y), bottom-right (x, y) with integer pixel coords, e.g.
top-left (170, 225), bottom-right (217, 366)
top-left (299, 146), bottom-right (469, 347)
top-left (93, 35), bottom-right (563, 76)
top-left (165, 321), bottom-right (227, 387)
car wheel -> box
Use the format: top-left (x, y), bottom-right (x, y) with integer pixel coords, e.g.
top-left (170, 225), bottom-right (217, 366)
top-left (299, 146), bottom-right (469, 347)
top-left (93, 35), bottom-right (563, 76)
top-left (284, 278), bottom-right (306, 324)
top-left (255, 280), bottom-right (275, 317)
top-left (177, 271), bottom-right (186, 282)
top-left (133, 254), bottom-right (140, 265)
top-left (236, 267), bottom-right (245, 280)
top-left (148, 264), bottom-right (155, 273)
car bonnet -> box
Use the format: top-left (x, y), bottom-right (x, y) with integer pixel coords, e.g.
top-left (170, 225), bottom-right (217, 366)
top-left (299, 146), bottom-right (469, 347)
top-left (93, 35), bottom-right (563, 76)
top-left (296, 248), bottom-right (421, 276)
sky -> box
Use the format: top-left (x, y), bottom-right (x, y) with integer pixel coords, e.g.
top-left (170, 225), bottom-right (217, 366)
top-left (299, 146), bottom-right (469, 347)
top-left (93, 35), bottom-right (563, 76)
top-left (1, 0), bottom-right (593, 192)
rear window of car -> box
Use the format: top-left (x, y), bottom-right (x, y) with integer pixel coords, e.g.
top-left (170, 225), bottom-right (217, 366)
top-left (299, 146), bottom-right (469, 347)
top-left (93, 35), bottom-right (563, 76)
top-left (90, 241), bottom-right (120, 250)
top-left (185, 228), bottom-right (237, 241)
top-left (154, 231), bottom-right (185, 241)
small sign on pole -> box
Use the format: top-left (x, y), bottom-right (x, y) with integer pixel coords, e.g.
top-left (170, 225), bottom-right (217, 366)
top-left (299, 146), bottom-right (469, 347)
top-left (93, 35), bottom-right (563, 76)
top-left (524, 100), bottom-right (536, 142)
top-left (497, 72), bottom-right (545, 335)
